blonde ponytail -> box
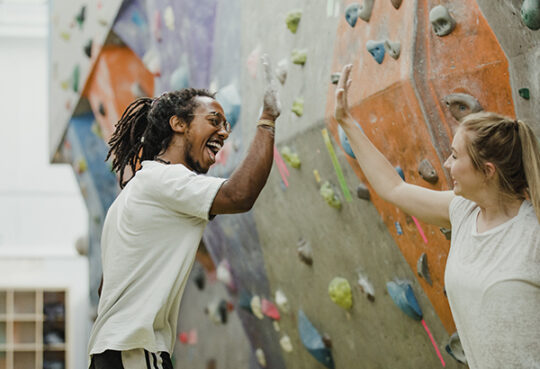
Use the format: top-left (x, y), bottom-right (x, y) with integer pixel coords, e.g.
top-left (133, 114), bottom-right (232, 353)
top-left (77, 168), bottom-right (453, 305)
top-left (517, 120), bottom-right (540, 221)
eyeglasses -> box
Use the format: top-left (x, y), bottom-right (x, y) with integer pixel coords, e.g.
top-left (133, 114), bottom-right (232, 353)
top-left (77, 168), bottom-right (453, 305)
top-left (189, 112), bottom-right (231, 133)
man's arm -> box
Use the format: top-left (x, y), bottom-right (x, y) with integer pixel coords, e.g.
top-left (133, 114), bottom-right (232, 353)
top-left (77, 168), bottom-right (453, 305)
top-left (210, 55), bottom-right (280, 215)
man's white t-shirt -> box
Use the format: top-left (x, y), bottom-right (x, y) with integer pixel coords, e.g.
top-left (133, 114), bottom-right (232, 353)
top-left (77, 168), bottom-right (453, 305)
top-left (446, 196), bottom-right (540, 368)
top-left (88, 161), bottom-right (226, 355)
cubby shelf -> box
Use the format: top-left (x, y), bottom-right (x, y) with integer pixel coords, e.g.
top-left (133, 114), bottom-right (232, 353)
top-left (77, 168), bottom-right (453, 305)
top-left (0, 289), bottom-right (68, 369)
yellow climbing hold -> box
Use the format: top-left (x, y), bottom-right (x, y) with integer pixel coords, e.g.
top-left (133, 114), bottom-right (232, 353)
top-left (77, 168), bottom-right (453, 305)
top-left (320, 181), bottom-right (342, 210)
top-left (285, 10), bottom-right (302, 33)
top-left (328, 277), bottom-right (353, 310)
top-left (291, 97), bottom-right (304, 117)
top-left (280, 146), bottom-right (301, 169)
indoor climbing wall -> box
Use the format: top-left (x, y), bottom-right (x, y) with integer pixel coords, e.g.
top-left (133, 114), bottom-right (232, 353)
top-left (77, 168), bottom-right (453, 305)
top-left (48, 0), bottom-right (539, 368)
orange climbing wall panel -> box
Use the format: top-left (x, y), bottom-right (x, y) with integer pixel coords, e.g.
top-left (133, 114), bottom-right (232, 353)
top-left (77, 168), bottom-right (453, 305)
top-left (83, 45), bottom-right (155, 142)
top-left (326, 0), bottom-right (515, 333)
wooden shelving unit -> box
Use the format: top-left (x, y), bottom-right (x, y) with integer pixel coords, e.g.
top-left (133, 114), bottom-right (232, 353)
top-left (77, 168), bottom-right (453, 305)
top-left (0, 290), bottom-right (67, 369)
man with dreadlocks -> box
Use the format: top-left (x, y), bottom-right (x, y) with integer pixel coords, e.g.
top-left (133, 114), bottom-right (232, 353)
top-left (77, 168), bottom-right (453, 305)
top-left (87, 55), bottom-right (280, 369)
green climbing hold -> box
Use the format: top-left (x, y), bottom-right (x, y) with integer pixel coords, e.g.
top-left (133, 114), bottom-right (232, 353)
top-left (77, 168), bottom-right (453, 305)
top-left (320, 181), bottom-right (342, 210)
top-left (72, 65), bottom-right (80, 93)
top-left (75, 5), bottom-right (86, 29)
top-left (519, 88), bottom-right (530, 100)
top-left (285, 10), bottom-right (302, 33)
top-left (60, 31), bottom-right (70, 41)
top-left (280, 146), bottom-right (301, 169)
top-left (77, 159), bottom-right (88, 174)
top-left (291, 97), bottom-right (304, 117)
top-left (521, 0), bottom-right (540, 30)
top-left (328, 277), bottom-right (352, 310)
top-left (291, 49), bottom-right (307, 65)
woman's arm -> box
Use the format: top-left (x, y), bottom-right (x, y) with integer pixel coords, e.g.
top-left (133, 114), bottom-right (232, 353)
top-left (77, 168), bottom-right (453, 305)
top-left (335, 64), bottom-right (453, 228)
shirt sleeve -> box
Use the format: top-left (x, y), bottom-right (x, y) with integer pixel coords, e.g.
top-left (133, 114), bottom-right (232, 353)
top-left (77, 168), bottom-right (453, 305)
top-left (153, 164), bottom-right (226, 220)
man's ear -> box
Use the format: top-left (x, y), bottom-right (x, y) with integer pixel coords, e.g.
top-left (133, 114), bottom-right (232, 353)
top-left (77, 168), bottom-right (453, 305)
top-left (169, 115), bottom-right (187, 133)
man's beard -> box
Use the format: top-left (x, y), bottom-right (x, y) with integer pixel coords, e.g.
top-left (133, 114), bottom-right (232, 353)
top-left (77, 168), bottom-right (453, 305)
top-left (184, 140), bottom-right (208, 174)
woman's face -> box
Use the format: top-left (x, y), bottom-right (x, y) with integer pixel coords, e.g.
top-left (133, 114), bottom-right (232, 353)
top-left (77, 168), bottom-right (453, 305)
top-left (444, 128), bottom-right (486, 198)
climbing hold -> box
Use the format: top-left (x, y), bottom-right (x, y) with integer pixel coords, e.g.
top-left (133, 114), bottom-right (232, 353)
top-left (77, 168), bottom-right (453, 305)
top-left (206, 359), bottom-right (216, 369)
top-left (238, 290), bottom-right (253, 313)
top-left (445, 332), bottom-right (467, 364)
top-left (291, 97), bottom-right (304, 116)
top-left (297, 310), bottom-right (335, 369)
top-left (131, 9), bottom-right (146, 28)
top-left (384, 40), bottom-right (401, 59)
top-left (291, 49), bottom-right (307, 65)
top-left (418, 159), bottom-right (438, 184)
top-left (275, 289), bottom-right (290, 313)
top-left (357, 269), bottom-right (375, 301)
top-left (193, 265), bottom-right (205, 290)
top-left (285, 10), bottom-right (302, 33)
top-left (250, 295), bottom-right (264, 319)
top-left (519, 88), bottom-right (530, 100)
top-left (338, 123), bottom-right (364, 158)
top-left (75, 5), bottom-right (86, 29)
top-left (313, 169), bottom-right (321, 184)
top-left (255, 348), bottom-right (266, 368)
top-left (344, 3), bottom-right (360, 27)
top-left (152, 10), bottom-right (162, 41)
top-left (280, 335), bottom-right (293, 352)
top-left (142, 48), bottom-right (161, 76)
top-left (164, 6), bottom-right (175, 31)
top-left (386, 280), bottom-right (423, 321)
top-left (91, 122), bottom-right (104, 139)
top-left (98, 102), bottom-right (106, 116)
top-left (417, 253), bottom-right (432, 285)
top-left (322, 333), bottom-right (332, 348)
top-left (275, 58), bottom-right (288, 85)
top-left (273, 321), bottom-right (280, 331)
top-left (440, 227), bottom-right (451, 240)
top-left (170, 65), bottom-right (189, 90)
top-left (320, 181), bottom-right (342, 210)
top-left (521, 0), bottom-right (540, 30)
top-left (330, 73), bottom-right (341, 85)
top-left (76, 159), bottom-right (87, 174)
top-left (205, 299), bottom-right (228, 324)
top-left (358, 0), bottom-right (375, 22)
top-left (216, 259), bottom-right (236, 291)
top-left (356, 183), bottom-right (370, 200)
top-left (395, 166), bottom-right (405, 180)
top-left (443, 93), bottom-right (483, 121)
top-left (328, 277), bottom-right (352, 309)
top-left (429, 5), bottom-right (456, 37)
top-left (60, 31), bottom-right (70, 41)
top-left (83, 39), bottom-right (93, 58)
top-left (390, 0), bottom-right (403, 9)
top-left (215, 83), bottom-right (241, 129)
top-left (72, 65), bottom-right (80, 92)
top-left (178, 332), bottom-right (189, 344)
top-left (280, 146), bottom-right (301, 169)
top-left (297, 238), bottom-right (314, 266)
top-left (366, 40), bottom-right (385, 64)
top-left (131, 82), bottom-right (147, 98)
top-left (328, 277), bottom-right (353, 310)
top-left (395, 221), bottom-right (403, 235)
top-left (261, 298), bottom-right (280, 320)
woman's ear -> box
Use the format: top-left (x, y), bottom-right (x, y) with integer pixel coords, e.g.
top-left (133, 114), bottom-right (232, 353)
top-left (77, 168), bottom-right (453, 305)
top-left (484, 162), bottom-right (496, 180)
top-left (169, 115), bottom-right (187, 133)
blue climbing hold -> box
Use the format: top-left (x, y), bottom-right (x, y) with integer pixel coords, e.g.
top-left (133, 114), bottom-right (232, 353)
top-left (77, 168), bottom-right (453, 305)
top-left (366, 40), bottom-right (385, 64)
top-left (395, 221), bottom-right (403, 235)
top-left (298, 310), bottom-right (335, 369)
top-left (344, 3), bottom-right (360, 28)
top-left (395, 166), bottom-right (405, 180)
top-left (386, 280), bottom-right (423, 321)
top-left (131, 9), bottom-right (146, 28)
top-left (238, 290), bottom-right (253, 313)
top-left (338, 123), bottom-right (364, 159)
top-left (215, 84), bottom-right (241, 129)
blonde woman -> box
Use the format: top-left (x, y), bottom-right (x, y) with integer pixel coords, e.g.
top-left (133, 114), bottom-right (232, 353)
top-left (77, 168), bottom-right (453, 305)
top-left (334, 64), bottom-right (540, 368)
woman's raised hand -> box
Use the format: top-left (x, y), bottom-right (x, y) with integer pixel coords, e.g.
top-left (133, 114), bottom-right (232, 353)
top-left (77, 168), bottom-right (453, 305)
top-left (334, 64), bottom-right (353, 123)
top-left (261, 54), bottom-right (281, 121)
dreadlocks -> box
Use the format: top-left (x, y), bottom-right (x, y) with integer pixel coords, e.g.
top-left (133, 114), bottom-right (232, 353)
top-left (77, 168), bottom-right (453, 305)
top-left (106, 88), bottom-right (215, 188)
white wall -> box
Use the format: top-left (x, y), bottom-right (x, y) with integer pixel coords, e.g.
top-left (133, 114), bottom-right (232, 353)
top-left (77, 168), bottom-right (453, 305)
top-left (0, 4), bottom-right (88, 251)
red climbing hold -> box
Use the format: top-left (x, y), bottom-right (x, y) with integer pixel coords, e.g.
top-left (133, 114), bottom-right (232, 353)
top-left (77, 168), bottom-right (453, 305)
top-left (261, 298), bottom-right (281, 320)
